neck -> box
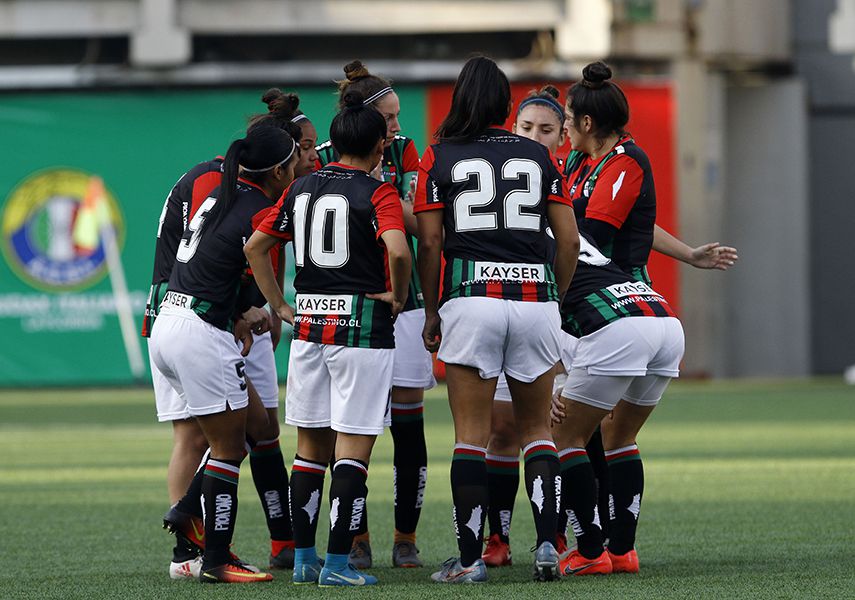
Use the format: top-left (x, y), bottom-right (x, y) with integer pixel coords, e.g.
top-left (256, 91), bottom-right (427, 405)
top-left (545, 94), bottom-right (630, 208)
top-left (338, 154), bottom-right (378, 173)
top-left (241, 175), bottom-right (279, 201)
top-left (587, 132), bottom-right (621, 159)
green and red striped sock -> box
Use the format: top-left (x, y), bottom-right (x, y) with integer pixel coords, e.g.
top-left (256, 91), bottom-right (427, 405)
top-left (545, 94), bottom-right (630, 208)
top-left (523, 439), bottom-right (559, 547)
top-left (391, 401), bottom-right (427, 537)
top-left (558, 447), bottom-right (603, 559)
top-left (201, 458), bottom-right (241, 568)
top-left (451, 443), bottom-right (488, 567)
top-left (486, 453), bottom-right (519, 543)
top-left (605, 444), bottom-right (643, 555)
top-left (249, 437), bottom-right (293, 547)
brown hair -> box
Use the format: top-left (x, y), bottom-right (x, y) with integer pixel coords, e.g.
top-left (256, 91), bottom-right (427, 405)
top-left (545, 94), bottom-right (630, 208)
top-left (517, 85), bottom-right (564, 124)
top-left (336, 60), bottom-right (393, 109)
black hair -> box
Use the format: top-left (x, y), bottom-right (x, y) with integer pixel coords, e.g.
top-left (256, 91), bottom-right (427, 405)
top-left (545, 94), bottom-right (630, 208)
top-left (210, 126), bottom-right (296, 230)
top-left (436, 56), bottom-right (511, 143)
top-left (567, 62), bottom-right (629, 138)
top-left (329, 91), bottom-right (387, 158)
top-left (337, 60), bottom-right (394, 109)
top-left (246, 88), bottom-right (304, 145)
top-left (517, 85), bottom-right (565, 124)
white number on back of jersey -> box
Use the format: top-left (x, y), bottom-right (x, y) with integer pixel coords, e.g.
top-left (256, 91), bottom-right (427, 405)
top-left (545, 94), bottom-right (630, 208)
top-left (578, 236), bottom-right (611, 266)
top-left (175, 197), bottom-right (216, 263)
top-left (451, 158), bottom-right (543, 232)
top-left (292, 193), bottom-right (350, 268)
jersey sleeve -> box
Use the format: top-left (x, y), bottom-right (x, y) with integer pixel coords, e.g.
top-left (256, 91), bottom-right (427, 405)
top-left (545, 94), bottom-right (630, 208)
top-left (401, 138), bottom-right (420, 173)
top-left (255, 184), bottom-right (295, 240)
top-left (545, 152), bottom-right (573, 207)
top-left (413, 145), bottom-right (443, 213)
top-left (583, 154), bottom-right (645, 228)
top-left (371, 182), bottom-right (406, 239)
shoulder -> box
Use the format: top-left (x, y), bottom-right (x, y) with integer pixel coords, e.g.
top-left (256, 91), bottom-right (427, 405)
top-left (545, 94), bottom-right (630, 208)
top-left (612, 140), bottom-right (651, 171)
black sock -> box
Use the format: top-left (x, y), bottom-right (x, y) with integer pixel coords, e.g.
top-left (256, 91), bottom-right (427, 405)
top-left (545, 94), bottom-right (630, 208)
top-left (200, 458), bottom-right (241, 568)
top-left (558, 447), bottom-right (604, 559)
top-left (391, 401), bottom-right (428, 537)
top-left (587, 427), bottom-right (611, 541)
top-left (289, 455), bottom-right (327, 550)
top-left (451, 444), bottom-right (488, 567)
top-left (522, 440), bottom-right (559, 547)
top-left (486, 453), bottom-right (519, 543)
top-left (249, 437), bottom-right (293, 543)
top-left (327, 459), bottom-right (369, 556)
top-left (605, 444), bottom-right (644, 555)
top-left (175, 449), bottom-right (210, 518)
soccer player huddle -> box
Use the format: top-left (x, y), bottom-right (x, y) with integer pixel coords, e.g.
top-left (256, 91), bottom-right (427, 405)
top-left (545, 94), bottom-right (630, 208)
top-left (143, 56), bottom-right (738, 586)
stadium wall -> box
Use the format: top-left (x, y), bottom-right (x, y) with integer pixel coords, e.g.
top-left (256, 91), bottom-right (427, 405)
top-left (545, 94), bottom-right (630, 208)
top-left (0, 81), bottom-right (675, 386)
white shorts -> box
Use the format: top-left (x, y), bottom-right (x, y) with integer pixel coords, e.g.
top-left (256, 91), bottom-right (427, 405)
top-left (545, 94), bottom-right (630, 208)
top-left (243, 331), bottom-right (280, 409)
top-left (149, 306), bottom-right (249, 417)
top-left (561, 317), bottom-right (685, 411)
top-left (494, 332), bottom-right (578, 402)
top-left (438, 297), bottom-right (561, 382)
top-left (150, 342), bottom-right (188, 422)
top-left (393, 309), bottom-right (436, 389)
top-left (285, 339), bottom-right (393, 435)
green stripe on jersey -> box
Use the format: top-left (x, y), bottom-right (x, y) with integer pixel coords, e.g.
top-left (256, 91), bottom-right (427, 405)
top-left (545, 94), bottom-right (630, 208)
top-left (587, 292), bottom-right (619, 322)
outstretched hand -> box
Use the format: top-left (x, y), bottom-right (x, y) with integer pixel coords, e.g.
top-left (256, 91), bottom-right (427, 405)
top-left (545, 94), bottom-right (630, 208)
top-left (688, 243), bottom-right (739, 270)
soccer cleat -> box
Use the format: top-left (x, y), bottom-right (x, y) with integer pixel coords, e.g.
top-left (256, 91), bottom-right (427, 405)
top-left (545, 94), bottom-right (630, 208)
top-left (532, 541), bottom-right (560, 581)
top-left (607, 548), bottom-right (639, 573)
top-left (348, 539), bottom-right (373, 570)
top-left (318, 564), bottom-right (378, 587)
top-left (430, 557), bottom-right (488, 584)
top-left (270, 543), bottom-right (296, 570)
top-left (230, 552), bottom-right (261, 574)
top-left (169, 556), bottom-right (202, 580)
top-left (199, 560), bottom-right (273, 584)
top-left (392, 541), bottom-right (423, 568)
top-left (556, 533), bottom-right (569, 556)
top-left (292, 560), bottom-right (324, 585)
top-left (481, 533), bottom-right (512, 567)
top-left (560, 549), bottom-right (613, 576)
top-left (163, 505), bottom-right (205, 551)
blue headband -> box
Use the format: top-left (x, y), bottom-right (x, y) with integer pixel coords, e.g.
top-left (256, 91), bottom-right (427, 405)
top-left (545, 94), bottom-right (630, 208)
top-left (517, 97), bottom-right (565, 123)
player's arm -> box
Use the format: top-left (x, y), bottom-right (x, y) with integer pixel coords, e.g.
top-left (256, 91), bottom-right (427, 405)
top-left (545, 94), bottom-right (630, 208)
top-left (653, 225), bottom-right (739, 270)
top-left (548, 203), bottom-right (579, 300)
top-left (366, 184), bottom-right (411, 316)
top-left (245, 230), bottom-right (294, 324)
top-left (400, 172), bottom-right (419, 236)
top-left (269, 243), bottom-right (285, 350)
top-left (412, 146), bottom-right (443, 352)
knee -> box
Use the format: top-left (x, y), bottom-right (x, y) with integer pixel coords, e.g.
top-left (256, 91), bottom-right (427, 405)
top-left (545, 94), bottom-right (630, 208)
top-left (261, 416), bottom-right (280, 440)
top-left (488, 415), bottom-right (519, 454)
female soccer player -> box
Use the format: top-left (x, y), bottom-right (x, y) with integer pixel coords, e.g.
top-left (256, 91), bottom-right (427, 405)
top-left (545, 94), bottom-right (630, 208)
top-left (482, 85), bottom-right (578, 567)
top-left (150, 125), bottom-right (299, 583)
top-left (144, 90), bottom-right (307, 577)
top-left (550, 232), bottom-right (684, 576)
top-left (415, 56), bottom-right (579, 583)
top-left (244, 92), bottom-right (411, 587)
top-left (315, 60), bottom-right (432, 569)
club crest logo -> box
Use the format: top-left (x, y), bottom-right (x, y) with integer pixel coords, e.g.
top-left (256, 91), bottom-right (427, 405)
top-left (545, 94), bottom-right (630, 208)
top-left (1, 168), bottom-right (124, 291)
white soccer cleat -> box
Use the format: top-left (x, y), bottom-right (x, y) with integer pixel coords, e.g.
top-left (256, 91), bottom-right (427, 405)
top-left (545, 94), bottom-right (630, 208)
top-left (169, 556), bottom-right (202, 580)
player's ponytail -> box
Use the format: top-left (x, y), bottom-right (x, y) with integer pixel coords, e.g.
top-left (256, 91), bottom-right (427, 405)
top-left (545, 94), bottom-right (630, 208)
top-left (330, 90), bottom-right (387, 158)
top-left (567, 61), bottom-right (628, 138)
top-left (436, 56), bottom-right (511, 143)
top-left (209, 127), bottom-right (297, 231)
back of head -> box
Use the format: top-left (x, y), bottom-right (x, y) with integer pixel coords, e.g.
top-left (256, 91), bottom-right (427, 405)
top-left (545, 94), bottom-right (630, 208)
top-left (567, 62), bottom-right (629, 138)
top-left (436, 56), bottom-right (511, 143)
top-left (337, 60), bottom-right (393, 109)
top-left (247, 88), bottom-right (304, 145)
top-left (329, 91), bottom-right (387, 158)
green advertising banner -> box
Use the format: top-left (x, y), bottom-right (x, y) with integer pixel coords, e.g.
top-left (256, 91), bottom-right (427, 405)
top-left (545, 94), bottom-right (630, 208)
top-left (0, 87), bottom-right (427, 386)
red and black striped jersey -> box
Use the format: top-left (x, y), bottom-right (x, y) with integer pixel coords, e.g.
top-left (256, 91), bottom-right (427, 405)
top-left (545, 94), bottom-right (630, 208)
top-left (316, 134), bottom-right (424, 313)
top-left (562, 233), bottom-right (675, 338)
top-left (414, 128), bottom-right (571, 305)
top-left (564, 136), bottom-right (656, 284)
top-left (256, 163), bottom-right (406, 349)
top-left (164, 180), bottom-right (276, 331)
top-left (141, 157), bottom-right (223, 337)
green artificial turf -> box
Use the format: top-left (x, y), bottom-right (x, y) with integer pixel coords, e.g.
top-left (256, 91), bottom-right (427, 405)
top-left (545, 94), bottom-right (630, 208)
top-left (1, 379), bottom-right (854, 599)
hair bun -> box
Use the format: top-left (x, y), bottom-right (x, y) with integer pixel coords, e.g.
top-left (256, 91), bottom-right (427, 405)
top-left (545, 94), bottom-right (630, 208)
top-left (541, 85), bottom-right (560, 99)
top-left (342, 90), bottom-right (365, 108)
top-left (261, 88), bottom-right (299, 114)
top-left (344, 60), bottom-right (371, 81)
top-left (582, 61), bottom-right (612, 89)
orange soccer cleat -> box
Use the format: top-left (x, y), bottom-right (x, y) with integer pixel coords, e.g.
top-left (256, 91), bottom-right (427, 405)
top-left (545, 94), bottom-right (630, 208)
top-left (607, 548), bottom-right (639, 574)
top-left (555, 533), bottom-right (569, 556)
top-left (481, 534), bottom-right (512, 567)
top-left (560, 549), bottom-right (613, 576)
top-left (199, 560), bottom-right (274, 584)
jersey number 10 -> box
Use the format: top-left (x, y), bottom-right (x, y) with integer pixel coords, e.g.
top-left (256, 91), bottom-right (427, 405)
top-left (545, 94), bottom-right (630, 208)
top-left (292, 193), bottom-right (349, 268)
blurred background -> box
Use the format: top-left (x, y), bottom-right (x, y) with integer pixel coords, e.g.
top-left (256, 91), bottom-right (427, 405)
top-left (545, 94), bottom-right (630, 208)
top-left (0, 0), bottom-right (851, 386)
